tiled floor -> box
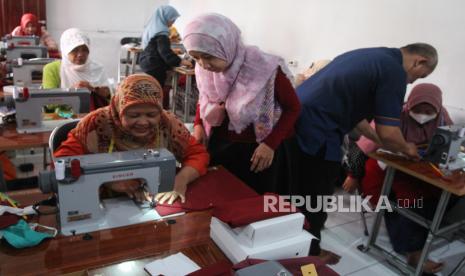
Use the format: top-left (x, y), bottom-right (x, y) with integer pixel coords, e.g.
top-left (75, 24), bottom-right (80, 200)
top-left (323, 188), bottom-right (465, 275)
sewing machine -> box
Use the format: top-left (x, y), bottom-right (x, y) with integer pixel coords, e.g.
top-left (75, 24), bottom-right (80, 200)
top-left (12, 87), bottom-right (90, 133)
top-left (2, 35), bottom-right (40, 47)
top-left (38, 148), bottom-right (176, 235)
top-left (425, 124), bottom-right (465, 171)
top-left (12, 58), bottom-right (55, 87)
top-left (5, 45), bottom-right (47, 61)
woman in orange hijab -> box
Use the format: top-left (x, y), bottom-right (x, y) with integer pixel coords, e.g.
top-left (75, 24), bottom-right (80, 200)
top-left (54, 74), bottom-right (209, 204)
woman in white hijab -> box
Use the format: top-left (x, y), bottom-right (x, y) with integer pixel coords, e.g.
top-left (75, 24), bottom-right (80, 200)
top-left (42, 28), bottom-right (110, 110)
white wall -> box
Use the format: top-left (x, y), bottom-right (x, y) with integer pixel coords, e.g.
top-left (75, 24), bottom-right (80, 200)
top-left (46, 0), bottom-right (465, 110)
top-left (45, 0), bottom-right (168, 81)
top-left (170, 0), bottom-right (464, 110)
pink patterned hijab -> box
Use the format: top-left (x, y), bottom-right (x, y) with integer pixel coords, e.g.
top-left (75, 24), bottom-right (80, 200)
top-left (183, 13), bottom-right (292, 142)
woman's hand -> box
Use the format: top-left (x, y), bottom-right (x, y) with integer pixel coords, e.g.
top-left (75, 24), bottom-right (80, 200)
top-left (193, 124), bottom-right (207, 145)
top-left (250, 142), bottom-right (274, 173)
top-left (155, 166), bottom-right (199, 204)
top-left (155, 183), bottom-right (187, 205)
top-left (106, 179), bottom-right (149, 202)
top-left (342, 176), bottom-right (359, 193)
top-left (403, 142), bottom-right (420, 161)
top-left (180, 59), bottom-right (193, 68)
top-left (74, 81), bottom-right (93, 91)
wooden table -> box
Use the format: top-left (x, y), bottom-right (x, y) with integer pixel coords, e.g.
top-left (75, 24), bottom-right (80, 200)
top-left (0, 122), bottom-right (50, 151)
top-left (0, 189), bottom-right (229, 276)
top-left (360, 151), bottom-right (465, 275)
top-left (171, 66), bottom-right (196, 122)
top-left (0, 122), bottom-right (51, 191)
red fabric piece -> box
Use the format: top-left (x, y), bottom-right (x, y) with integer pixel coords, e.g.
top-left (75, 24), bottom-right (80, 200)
top-left (361, 158), bottom-right (440, 206)
top-left (212, 193), bottom-right (298, 228)
top-left (192, 69), bottom-right (300, 150)
top-left (0, 199), bottom-right (21, 229)
top-left (178, 75), bottom-right (186, 86)
top-left (48, 49), bottom-right (61, 59)
top-left (155, 167), bottom-right (258, 216)
top-left (233, 257), bottom-right (339, 276)
top-left (187, 260), bottom-right (233, 276)
top-left (1, 152), bottom-right (17, 180)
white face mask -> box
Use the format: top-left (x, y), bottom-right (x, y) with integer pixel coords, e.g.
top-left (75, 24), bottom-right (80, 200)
top-left (409, 111), bottom-right (437, 125)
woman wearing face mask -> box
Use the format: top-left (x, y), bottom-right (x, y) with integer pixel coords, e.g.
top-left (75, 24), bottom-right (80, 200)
top-left (42, 28), bottom-right (110, 110)
top-left (183, 13), bottom-right (300, 197)
top-left (346, 83), bottom-right (452, 274)
top-left (139, 6), bottom-right (192, 90)
top-left (11, 13), bottom-right (59, 56)
top-left (54, 74), bottom-right (209, 204)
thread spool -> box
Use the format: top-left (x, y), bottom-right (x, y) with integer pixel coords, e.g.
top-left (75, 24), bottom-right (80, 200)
top-left (55, 159), bottom-right (65, 180)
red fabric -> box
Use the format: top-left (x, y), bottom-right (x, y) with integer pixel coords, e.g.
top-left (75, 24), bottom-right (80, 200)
top-left (188, 260), bottom-right (233, 276)
top-left (361, 158), bottom-right (440, 206)
top-left (193, 69), bottom-right (300, 150)
top-left (194, 103), bottom-right (202, 126)
top-left (0, 152), bottom-right (16, 181)
top-left (155, 167), bottom-right (258, 216)
top-left (212, 193), bottom-right (297, 228)
top-left (0, 198), bottom-right (21, 229)
top-left (188, 257), bottom-right (339, 276)
top-left (55, 132), bottom-right (209, 176)
top-left (48, 49), bottom-right (61, 59)
top-left (233, 257), bottom-right (339, 276)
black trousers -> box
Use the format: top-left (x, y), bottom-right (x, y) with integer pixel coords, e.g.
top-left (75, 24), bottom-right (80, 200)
top-left (286, 137), bottom-right (342, 255)
top-left (144, 67), bottom-right (167, 87)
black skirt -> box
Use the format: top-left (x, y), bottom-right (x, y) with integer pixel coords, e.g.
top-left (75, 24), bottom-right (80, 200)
top-left (207, 132), bottom-right (295, 196)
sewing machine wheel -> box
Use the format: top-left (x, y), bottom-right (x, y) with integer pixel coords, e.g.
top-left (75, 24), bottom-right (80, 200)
top-left (431, 134), bottom-right (447, 146)
top-left (38, 171), bottom-right (58, 193)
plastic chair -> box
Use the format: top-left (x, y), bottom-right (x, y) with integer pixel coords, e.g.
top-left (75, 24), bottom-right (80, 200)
top-left (48, 119), bottom-right (80, 163)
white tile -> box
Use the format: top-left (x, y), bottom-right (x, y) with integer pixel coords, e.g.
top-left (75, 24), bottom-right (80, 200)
top-left (322, 199), bottom-right (413, 275)
top-left (325, 208), bottom-right (373, 229)
top-left (346, 261), bottom-right (402, 276)
top-left (430, 240), bottom-right (465, 261)
top-left (430, 240), bottom-right (465, 276)
top-left (324, 188), bottom-right (374, 229)
top-left (321, 219), bottom-right (389, 275)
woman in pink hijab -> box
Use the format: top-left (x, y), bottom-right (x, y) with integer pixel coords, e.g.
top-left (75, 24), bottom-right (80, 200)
top-left (183, 13), bottom-right (300, 195)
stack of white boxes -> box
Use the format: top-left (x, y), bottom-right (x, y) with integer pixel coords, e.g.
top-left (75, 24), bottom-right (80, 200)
top-left (210, 213), bottom-right (315, 264)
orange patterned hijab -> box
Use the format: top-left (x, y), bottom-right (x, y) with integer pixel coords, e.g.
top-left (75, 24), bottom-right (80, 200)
top-left (72, 74), bottom-right (191, 160)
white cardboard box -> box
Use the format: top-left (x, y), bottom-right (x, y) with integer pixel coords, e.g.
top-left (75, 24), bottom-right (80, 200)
top-left (232, 213), bottom-right (305, 247)
top-left (210, 217), bottom-right (314, 264)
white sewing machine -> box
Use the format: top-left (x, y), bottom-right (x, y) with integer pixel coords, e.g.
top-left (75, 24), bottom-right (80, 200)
top-left (12, 87), bottom-right (90, 133)
top-left (12, 58), bottom-right (55, 87)
top-left (38, 148), bottom-right (176, 236)
top-left (425, 124), bottom-right (465, 171)
top-left (2, 35), bottom-right (40, 47)
top-left (5, 45), bottom-right (47, 61)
